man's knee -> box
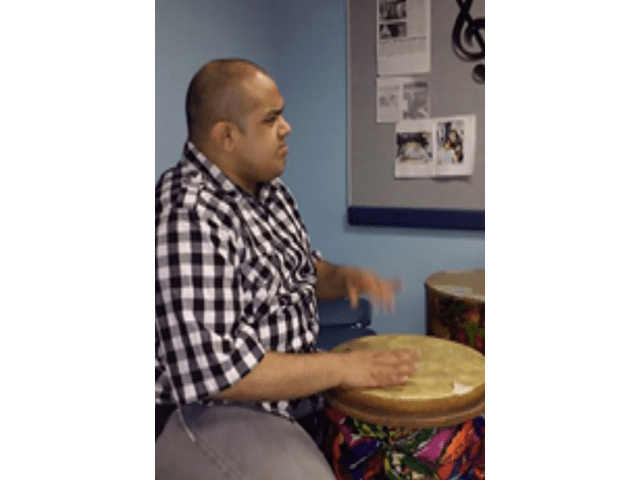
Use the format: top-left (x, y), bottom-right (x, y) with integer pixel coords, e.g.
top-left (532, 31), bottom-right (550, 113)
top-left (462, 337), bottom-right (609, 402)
top-left (156, 405), bottom-right (336, 480)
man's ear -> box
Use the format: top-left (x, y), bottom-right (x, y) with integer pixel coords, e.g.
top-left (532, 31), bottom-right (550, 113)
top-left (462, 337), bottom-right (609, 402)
top-left (211, 121), bottom-right (236, 152)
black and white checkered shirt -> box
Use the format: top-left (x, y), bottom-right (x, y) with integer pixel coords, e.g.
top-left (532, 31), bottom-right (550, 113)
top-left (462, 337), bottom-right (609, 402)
top-left (156, 142), bottom-right (322, 420)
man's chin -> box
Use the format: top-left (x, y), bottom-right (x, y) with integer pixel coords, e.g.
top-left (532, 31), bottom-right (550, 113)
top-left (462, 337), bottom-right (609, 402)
top-left (262, 161), bottom-right (286, 183)
top-left (276, 155), bottom-right (287, 172)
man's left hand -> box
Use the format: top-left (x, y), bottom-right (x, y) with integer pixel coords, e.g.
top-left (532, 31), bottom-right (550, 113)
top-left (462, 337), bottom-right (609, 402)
top-left (343, 267), bottom-right (402, 312)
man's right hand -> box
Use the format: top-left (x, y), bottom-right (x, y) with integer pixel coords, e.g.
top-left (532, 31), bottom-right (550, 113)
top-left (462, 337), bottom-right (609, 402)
top-left (335, 348), bottom-right (421, 389)
top-left (214, 348), bottom-right (422, 403)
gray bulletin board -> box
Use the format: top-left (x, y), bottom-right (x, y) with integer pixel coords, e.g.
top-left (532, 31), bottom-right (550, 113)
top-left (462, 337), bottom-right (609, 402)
top-left (347, 0), bottom-right (485, 230)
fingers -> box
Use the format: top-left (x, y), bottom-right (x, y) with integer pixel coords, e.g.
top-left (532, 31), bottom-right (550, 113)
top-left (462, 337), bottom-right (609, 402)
top-left (340, 348), bottom-right (421, 389)
top-left (377, 277), bottom-right (401, 312)
top-left (357, 272), bottom-right (402, 313)
top-left (369, 351), bottom-right (420, 386)
top-left (347, 286), bottom-right (360, 310)
top-left (368, 277), bottom-right (395, 313)
top-left (375, 348), bottom-right (421, 364)
top-left (371, 370), bottom-right (411, 386)
top-left (342, 267), bottom-right (403, 313)
top-left (371, 355), bottom-right (419, 385)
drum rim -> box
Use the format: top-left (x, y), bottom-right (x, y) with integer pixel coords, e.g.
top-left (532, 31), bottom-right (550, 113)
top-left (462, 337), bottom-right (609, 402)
top-left (426, 285), bottom-right (485, 304)
top-left (425, 268), bottom-right (485, 303)
top-left (326, 393), bottom-right (484, 428)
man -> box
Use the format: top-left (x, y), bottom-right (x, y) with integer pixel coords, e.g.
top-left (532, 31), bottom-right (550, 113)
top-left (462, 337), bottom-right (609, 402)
top-left (155, 59), bottom-right (420, 480)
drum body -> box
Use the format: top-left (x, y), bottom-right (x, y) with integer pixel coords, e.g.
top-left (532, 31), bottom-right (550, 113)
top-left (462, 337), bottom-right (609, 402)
top-left (324, 335), bottom-right (485, 480)
top-left (426, 269), bottom-right (485, 355)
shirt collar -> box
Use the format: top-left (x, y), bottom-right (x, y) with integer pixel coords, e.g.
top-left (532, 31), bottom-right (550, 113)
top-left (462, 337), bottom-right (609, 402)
top-left (183, 141), bottom-right (279, 204)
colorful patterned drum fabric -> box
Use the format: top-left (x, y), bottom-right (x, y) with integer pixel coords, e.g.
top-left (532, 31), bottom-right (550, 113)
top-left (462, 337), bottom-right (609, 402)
top-left (325, 335), bottom-right (485, 480)
top-left (425, 269), bottom-right (485, 355)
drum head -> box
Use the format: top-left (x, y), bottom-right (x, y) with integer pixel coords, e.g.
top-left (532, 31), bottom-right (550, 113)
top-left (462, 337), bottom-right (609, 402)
top-left (326, 334), bottom-right (485, 428)
top-left (426, 269), bottom-right (484, 302)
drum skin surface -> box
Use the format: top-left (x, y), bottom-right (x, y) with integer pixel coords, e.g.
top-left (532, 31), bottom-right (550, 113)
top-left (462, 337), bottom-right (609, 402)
top-left (326, 334), bottom-right (485, 428)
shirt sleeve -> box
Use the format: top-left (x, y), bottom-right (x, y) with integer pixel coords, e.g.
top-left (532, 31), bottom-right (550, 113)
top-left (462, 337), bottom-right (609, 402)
top-left (155, 206), bottom-right (266, 404)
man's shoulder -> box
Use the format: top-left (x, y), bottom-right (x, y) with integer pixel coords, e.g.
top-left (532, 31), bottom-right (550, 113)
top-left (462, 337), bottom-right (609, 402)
top-left (155, 160), bottom-right (203, 211)
top-left (156, 161), bottom-right (242, 230)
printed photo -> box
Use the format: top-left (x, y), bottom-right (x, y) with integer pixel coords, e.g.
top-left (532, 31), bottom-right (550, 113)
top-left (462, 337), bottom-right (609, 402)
top-left (379, 0), bottom-right (407, 21)
top-left (396, 131), bottom-right (432, 163)
top-left (435, 120), bottom-right (465, 165)
top-left (378, 89), bottom-right (399, 111)
top-left (402, 79), bottom-right (429, 119)
top-left (379, 22), bottom-right (407, 40)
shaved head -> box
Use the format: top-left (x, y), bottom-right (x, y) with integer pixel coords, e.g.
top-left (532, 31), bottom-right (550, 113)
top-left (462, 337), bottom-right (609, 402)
top-left (185, 59), bottom-right (269, 142)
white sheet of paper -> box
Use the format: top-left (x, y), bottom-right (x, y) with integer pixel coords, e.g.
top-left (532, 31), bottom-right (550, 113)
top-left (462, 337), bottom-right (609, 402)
top-left (394, 119), bottom-right (435, 178)
top-left (434, 115), bottom-right (476, 177)
top-left (377, 0), bottom-right (431, 75)
top-left (377, 76), bottom-right (430, 124)
top-left (394, 115), bottom-right (477, 178)
top-left (376, 77), bottom-right (402, 123)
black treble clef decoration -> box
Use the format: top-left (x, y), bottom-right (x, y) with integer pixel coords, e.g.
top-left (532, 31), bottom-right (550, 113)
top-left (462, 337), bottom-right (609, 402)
top-left (452, 0), bottom-right (485, 84)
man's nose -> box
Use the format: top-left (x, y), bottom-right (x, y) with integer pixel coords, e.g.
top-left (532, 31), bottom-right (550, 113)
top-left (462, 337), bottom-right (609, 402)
top-left (280, 116), bottom-right (292, 136)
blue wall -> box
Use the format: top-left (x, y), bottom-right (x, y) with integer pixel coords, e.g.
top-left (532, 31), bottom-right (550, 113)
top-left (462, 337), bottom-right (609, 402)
top-left (155, 0), bottom-right (276, 179)
top-left (156, 0), bottom-right (485, 335)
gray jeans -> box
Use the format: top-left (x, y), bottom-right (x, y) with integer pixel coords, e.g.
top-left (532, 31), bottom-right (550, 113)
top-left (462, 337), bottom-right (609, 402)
top-left (155, 403), bottom-right (336, 480)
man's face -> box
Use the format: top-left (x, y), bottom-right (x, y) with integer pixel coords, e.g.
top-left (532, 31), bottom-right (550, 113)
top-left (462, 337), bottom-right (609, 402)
top-left (229, 71), bottom-right (292, 193)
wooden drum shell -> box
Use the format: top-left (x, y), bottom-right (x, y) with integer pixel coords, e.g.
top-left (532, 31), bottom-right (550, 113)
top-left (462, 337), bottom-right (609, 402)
top-left (426, 269), bottom-right (485, 355)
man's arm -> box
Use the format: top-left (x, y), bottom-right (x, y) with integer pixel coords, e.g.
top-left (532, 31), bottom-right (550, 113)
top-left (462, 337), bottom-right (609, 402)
top-left (314, 258), bottom-right (401, 311)
top-left (214, 348), bottom-right (420, 402)
top-left (215, 260), bottom-right (413, 404)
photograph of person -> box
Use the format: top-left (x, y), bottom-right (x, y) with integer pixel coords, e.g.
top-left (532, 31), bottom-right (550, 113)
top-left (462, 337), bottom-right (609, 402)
top-left (435, 120), bottom-right (465, 165)
top-left (402, 80), bottom-right (429, 120)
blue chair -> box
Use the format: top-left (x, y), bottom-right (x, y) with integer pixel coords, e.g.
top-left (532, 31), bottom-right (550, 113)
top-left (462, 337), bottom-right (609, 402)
top-left (316, 298), bottom-right (377, 351)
